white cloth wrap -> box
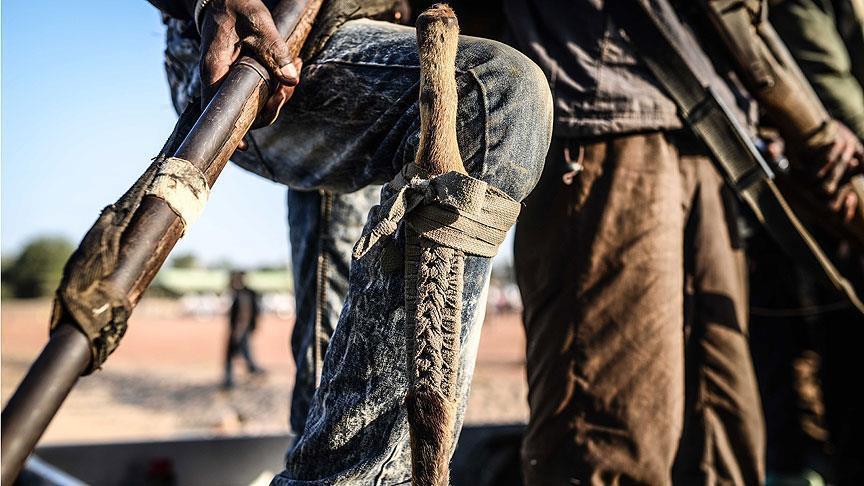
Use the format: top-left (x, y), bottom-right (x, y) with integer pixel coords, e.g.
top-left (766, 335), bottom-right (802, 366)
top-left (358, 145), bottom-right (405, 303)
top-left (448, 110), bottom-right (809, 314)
top-left (145, 157), bottom-right (210, 231)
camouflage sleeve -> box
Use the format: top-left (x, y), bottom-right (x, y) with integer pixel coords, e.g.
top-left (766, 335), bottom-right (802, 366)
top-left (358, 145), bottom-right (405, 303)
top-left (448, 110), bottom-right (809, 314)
top-left (147, 0), bottom-right (192, 21)
top-left (769, 0), bottom-right (864, 139)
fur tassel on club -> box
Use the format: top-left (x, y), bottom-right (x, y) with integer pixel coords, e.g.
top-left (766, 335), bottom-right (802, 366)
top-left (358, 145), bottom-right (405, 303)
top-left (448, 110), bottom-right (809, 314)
top-left (406, 387), bottom-right (456, 486)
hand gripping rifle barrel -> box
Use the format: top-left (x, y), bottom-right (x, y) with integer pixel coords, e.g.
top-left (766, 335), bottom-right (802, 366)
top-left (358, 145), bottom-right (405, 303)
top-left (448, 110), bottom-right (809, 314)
top-left (0, 1), bottom-right (323, 483)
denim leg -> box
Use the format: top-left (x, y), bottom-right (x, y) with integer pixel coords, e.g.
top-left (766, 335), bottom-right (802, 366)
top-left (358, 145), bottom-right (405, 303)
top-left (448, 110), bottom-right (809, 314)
top-left (287, 187), bottom-right (380, 435)
top-left (167, 18), bottom-right (550, 480)
top-left (231, 19), bottom-right (551, 199)
top-left (259, 20), bottom-right (551, 485)
top-left (164, 23), bottom-right (539, 467)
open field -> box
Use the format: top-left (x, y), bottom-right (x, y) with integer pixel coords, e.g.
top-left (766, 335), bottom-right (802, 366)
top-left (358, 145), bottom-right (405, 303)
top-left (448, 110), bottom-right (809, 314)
top-left (1, 299), bottom-right (528, 444)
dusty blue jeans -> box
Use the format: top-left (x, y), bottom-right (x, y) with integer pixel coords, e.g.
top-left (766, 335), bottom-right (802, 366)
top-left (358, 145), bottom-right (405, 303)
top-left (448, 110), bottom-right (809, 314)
top-left (286, 186), bottom-right (378, 435)
top-left (166, 17), bottom-right (552, 484)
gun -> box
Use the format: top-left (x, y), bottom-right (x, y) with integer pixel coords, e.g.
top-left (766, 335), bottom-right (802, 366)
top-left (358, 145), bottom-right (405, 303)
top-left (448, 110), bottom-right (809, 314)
top-left (610, 0), bottom-right (864, 314)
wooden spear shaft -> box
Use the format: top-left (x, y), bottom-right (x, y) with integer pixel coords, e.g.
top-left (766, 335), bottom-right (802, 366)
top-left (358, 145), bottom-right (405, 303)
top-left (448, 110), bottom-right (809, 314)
top-left (0, 2), bottom-right (321, 483)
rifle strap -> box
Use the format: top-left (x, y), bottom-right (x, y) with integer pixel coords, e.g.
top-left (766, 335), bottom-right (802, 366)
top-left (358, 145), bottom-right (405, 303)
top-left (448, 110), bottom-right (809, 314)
top-left (611, 0), bottom-right (864, 314)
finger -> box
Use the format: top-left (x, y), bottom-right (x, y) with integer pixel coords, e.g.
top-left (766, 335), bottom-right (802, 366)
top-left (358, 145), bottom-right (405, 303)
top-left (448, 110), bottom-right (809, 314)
top-left (826, 137), bottom-right (846, 168)
top-left (253, 59), bottom-right (302, 128)
top-left (254, 86), bottom-right (290, 129)
top-left (825, 146), bottom-right (857, 194)
top-left (843, 192), bottom-right (858, 223)
top-left (816, 146), bottom-right (838, 179)
top-left (241, 7), bottom-right (297, 86)
top-left (199, 13), bottom-right (241, 102)
top-left (840, 137), bottom-right (858, 167)
top-left (816, 134), bottom-right (847, 179)
top-left (852, 142), bottom-right (864, 171)
top-left (237, 138), bottom-right (248, 151)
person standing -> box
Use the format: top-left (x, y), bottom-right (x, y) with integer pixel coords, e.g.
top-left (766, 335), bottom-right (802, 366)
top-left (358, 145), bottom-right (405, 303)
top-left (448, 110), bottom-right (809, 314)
top-left (149, 0), bottom-right (553, 482)
top-left (505, 2), bottom-right (763, 482)
top-left (224, 270), bottom-right (263, 389)
top-left (507, 0), bottom-right (862, 483)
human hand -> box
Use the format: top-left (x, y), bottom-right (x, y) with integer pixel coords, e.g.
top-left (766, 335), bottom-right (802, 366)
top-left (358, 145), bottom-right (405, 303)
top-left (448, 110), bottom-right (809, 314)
top-left (829, 181), bottom-right (862, 222)
top-left (807, 121), bottom-right (863, 221)
top-left (197, 0), bottom-right (303, 131)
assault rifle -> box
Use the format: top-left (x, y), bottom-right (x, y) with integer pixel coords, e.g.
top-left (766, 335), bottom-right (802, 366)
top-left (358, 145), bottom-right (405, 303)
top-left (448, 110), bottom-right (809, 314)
top-left (612, 0), bottom-right (864, 315)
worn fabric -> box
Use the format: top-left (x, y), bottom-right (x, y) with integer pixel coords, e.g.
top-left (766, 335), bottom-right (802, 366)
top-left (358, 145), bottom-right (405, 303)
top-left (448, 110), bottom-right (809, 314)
top-left (165, 18), bottom-right (553, 484)
top-left (145, 156), bottom-right (210, 230)
top-left (502, 0), bottom-right (682, 137)
top-left (286, 187), bottom-right (379, 435)
top-left (50, 159), bottom-right (164, 373)
top-left (769, 0), bottom-right (864, 139)
top-left (673, 140), bottom-right (766, 486)
top-left (352, 165), bottom-right (521, 260)
top-left (515, 134), bottom-right (764, 485)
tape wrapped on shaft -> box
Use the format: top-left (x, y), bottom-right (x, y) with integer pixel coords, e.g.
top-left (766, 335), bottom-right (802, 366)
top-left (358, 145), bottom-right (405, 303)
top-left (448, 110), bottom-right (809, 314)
top-left (145, 157), bottom-right (210, 230)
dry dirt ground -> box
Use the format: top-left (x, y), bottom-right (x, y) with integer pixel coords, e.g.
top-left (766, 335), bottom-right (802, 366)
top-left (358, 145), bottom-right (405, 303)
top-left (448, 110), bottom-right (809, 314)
top-left (1, 299), bottom-right (528, 445)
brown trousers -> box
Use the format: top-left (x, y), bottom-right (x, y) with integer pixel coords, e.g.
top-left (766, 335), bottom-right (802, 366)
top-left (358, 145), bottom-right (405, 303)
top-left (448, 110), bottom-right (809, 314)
top-left (515, 133), bottom-right (765, 485)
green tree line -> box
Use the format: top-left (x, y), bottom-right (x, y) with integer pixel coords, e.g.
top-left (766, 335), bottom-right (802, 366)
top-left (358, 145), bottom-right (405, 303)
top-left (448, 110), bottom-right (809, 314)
top-left (2, 236), bottom-right (74, 298)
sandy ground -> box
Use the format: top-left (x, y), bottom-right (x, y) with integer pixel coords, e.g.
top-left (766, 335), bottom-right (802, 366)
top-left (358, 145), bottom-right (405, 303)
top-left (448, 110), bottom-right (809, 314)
top-left (1, 299), bottom-right (528, 445)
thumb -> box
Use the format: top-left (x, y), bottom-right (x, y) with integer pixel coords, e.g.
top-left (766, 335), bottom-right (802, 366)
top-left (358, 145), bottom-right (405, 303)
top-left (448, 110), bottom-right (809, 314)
top-left (243, 8), bottom-right (298, 86)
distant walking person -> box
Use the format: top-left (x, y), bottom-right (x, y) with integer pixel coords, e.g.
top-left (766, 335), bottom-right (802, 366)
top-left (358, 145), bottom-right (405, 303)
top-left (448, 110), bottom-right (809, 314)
top-left (224, 270), bottom-right (263, 389)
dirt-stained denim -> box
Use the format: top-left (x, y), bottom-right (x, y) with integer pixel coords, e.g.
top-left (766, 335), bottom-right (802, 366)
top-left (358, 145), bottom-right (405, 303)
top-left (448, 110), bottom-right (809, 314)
top-left (164, 17), bottom-right (553, 484)
top-left (163, 15), bottom-right (381, 437)
top-left (286, 187), bottom-right (379, 435)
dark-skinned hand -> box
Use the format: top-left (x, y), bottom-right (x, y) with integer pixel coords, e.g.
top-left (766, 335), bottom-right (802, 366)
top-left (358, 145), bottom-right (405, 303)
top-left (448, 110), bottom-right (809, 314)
top-left (196, 0), bottom-right (303, 148)
top-left (812, 122), bottom-right (863, 222)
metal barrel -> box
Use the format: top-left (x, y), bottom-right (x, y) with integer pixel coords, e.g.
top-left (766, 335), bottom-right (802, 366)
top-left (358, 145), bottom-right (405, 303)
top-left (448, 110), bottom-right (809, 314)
top-left (0, 2), bottom-right (322, 483)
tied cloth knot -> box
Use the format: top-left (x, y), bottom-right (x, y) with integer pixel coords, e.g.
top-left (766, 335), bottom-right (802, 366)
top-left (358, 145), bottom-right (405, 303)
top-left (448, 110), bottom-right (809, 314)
top-left (353, 165), bottom-right (521, 259)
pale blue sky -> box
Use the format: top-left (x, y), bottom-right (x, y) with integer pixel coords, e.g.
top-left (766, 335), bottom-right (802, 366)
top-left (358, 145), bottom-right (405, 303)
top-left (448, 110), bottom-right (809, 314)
top-left (1, 1), bottom-right (291, 268)
top-left (1, 2), bottom-right (515, 270)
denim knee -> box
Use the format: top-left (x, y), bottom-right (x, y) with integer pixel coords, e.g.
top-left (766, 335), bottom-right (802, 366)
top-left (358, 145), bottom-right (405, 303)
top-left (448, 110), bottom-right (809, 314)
top-left (460, 39), bottom-right (553, 202)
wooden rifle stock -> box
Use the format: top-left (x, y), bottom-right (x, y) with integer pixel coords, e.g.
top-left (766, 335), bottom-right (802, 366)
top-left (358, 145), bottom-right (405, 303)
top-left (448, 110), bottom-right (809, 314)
top-left (0, 2), bottom-right (322, 483)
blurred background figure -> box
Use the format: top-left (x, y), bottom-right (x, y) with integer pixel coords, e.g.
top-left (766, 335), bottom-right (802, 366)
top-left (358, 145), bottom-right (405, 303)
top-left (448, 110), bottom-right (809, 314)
top-left (224, 270), bottom-right (264, 389)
